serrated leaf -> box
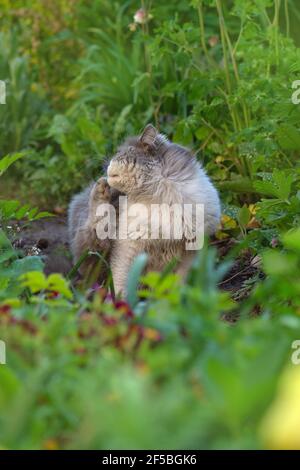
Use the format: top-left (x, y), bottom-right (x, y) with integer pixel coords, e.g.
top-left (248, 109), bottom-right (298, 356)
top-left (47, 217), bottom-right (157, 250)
top-left (276, 125), bottom-right (300, 151)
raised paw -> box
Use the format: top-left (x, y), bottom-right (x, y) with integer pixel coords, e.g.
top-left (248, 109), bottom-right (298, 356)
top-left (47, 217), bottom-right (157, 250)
top-left (88, 177), bottom-right (113, 224)
top-left (91, 177), bottom-right (111, 204)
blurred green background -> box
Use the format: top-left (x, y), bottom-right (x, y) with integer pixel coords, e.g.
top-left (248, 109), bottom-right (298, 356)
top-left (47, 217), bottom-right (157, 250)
top-left (0, 0), bottom-right (300, 450)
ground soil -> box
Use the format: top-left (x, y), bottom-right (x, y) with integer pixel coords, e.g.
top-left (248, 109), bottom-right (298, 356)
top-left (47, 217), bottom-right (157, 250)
top-left (10, 217), bottom-right (260, 298)
top-left (12, 217), bottom-right (72, 276)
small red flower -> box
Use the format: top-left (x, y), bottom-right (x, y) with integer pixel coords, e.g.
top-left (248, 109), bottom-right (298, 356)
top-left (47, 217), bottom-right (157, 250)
top-left (20, 319), bottom-right (38, 335)
top-left (73, 347), bottom-right (87, 356)
top-left (114, 300), bottom-right (133, 318)
top-left (102, 315), bottom-right (118, 326)
top-left (47, 291), bottom-right (60, 299)
top-left (270, 238), bottom-right (278, 248)
top-left (0, 305), bottom-right (11, 315)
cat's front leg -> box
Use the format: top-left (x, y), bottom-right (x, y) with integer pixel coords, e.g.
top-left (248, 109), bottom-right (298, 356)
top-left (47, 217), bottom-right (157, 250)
top-left (72, 178), bottom-right (113, 275)
top-left (110, 240), bottom-right (140, 298)
top-left (176, 251), bottom-right (196, 281)
top-left (87, 177), bottom-right (112, 228)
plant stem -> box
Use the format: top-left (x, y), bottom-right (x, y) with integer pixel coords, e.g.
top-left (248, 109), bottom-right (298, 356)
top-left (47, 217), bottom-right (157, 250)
top-left (223, 25), bottom-right (250, 128)
top-left (215, 0), bottom-right (232, 95)
top-left (215, 0), bottom-right (244, 136)
top-left (141, 0), bottom-right (155, 117)
top-left (284, 0), bottom-right (290, 37)
top-left (273, 0), bottom-right (281, 67)
top-left (198, 1), bottom-right (215, 67)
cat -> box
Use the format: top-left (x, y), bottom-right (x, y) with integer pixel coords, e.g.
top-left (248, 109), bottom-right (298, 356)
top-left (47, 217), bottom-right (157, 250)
top-left (68, 124), bottom-right (221, 296)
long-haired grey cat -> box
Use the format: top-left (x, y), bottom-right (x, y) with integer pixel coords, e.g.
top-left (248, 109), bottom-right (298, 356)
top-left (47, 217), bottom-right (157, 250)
top-left (68, 124), bottom-right (221, 296)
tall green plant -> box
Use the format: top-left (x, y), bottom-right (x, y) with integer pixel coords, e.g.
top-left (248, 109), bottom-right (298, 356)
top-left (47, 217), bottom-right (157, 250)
top-left (0, 31), bottom-right (49, 154)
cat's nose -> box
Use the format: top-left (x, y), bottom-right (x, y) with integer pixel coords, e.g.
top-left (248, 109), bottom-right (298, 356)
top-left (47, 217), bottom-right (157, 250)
top-left (107, 162), bottom-right (119, 178)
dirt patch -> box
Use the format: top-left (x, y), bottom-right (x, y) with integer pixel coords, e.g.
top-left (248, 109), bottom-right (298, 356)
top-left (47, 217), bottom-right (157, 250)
top-left (10, 219), bottom-right (261, 302)
top-left (218, 250), bottom-right (260, 296)
top-left (211, 237), bottom-right (261, 294)
top-left (12, 217), bottom-right (72, 276)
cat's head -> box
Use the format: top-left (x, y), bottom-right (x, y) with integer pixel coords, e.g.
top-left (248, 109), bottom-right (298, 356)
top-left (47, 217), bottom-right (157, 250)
top-left (107, 124), bottom-right (166, 195)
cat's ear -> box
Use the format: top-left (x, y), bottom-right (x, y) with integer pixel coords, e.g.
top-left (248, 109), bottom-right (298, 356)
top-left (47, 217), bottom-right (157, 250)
top-left (140, 124), bottom-right (158, 148)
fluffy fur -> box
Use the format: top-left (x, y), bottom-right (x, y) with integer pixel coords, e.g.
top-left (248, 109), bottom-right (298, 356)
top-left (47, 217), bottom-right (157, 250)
top-left (68, 124), bottom-right (221, 296)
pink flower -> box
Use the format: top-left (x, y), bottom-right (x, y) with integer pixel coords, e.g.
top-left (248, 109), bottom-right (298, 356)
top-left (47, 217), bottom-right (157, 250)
top-left (270, 238), bottom-right (278, 248)
top-left (0, 305), bottom-right (11, 315)
top-left (134, 8), bottom-right (147, 24)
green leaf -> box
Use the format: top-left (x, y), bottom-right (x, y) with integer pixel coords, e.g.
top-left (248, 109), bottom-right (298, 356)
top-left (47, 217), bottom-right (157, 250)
top-left (195, 126), bottom-right (210, 140)
top-left (254, 170), bottom-right (293, 200)
top-left (273, 171), bottom-right (294, 201)
top-left (30, 211), bottom-right (54, 221)
top-left (15, 204), bottom-right (31, 220)
top-left (20, 271), bottom-right (48, 293)
top-left (0, 200), bottom-right (20, 219)
top-left (0, 229), bottom-right (13, 250)
top-left (238, 205), bottom-right (251, 227)
top-left (276, 124), bottom-right (300, 150)
top-left (262, 251), bottom-right (297, 276)
top-left (217, 178), bottom-right (255, 193)
top-left (283, 228), bottom-right (300, 253)
top-left (27, 207), bottom-right (39, 219)
top-left (12, 256), bottom-right (44, 276)
top-left (47, 273), bottom-right (73, 299)
top-left (0, 367), bottom-right (21, 406)
top-left (0, 153), bottom-right (24, 176)
top-left (126, 253), bottom-right (148, 308)
top-left (113, 104), bottom-right (133, 139)
top-left (48, 114), bottom-right (71, 144)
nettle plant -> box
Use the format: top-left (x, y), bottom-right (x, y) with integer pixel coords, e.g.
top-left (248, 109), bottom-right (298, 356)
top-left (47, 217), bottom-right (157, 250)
top-left (139, 0), bottom-right (300, 236)
top-left (72, 0), bottom-right (300, 239)
top-left (0, 154), bottom-right (51, 223)
top-left (0, 31), bottom-right (49, 155)
top-left (0, 154), bottom-right (63, 307)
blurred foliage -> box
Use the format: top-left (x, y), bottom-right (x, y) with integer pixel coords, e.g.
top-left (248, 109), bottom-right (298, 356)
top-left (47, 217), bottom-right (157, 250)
top-left (0, 0), bottom-right (300, 450)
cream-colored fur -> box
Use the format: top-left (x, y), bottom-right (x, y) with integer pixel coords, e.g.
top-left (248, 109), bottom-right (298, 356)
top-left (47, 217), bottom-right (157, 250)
top-left (68, 124), bottom-right (221, 296)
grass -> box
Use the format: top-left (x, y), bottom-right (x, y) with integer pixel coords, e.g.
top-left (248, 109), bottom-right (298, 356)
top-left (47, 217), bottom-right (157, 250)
top-left (0, 0), bottom-right (300, 450)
